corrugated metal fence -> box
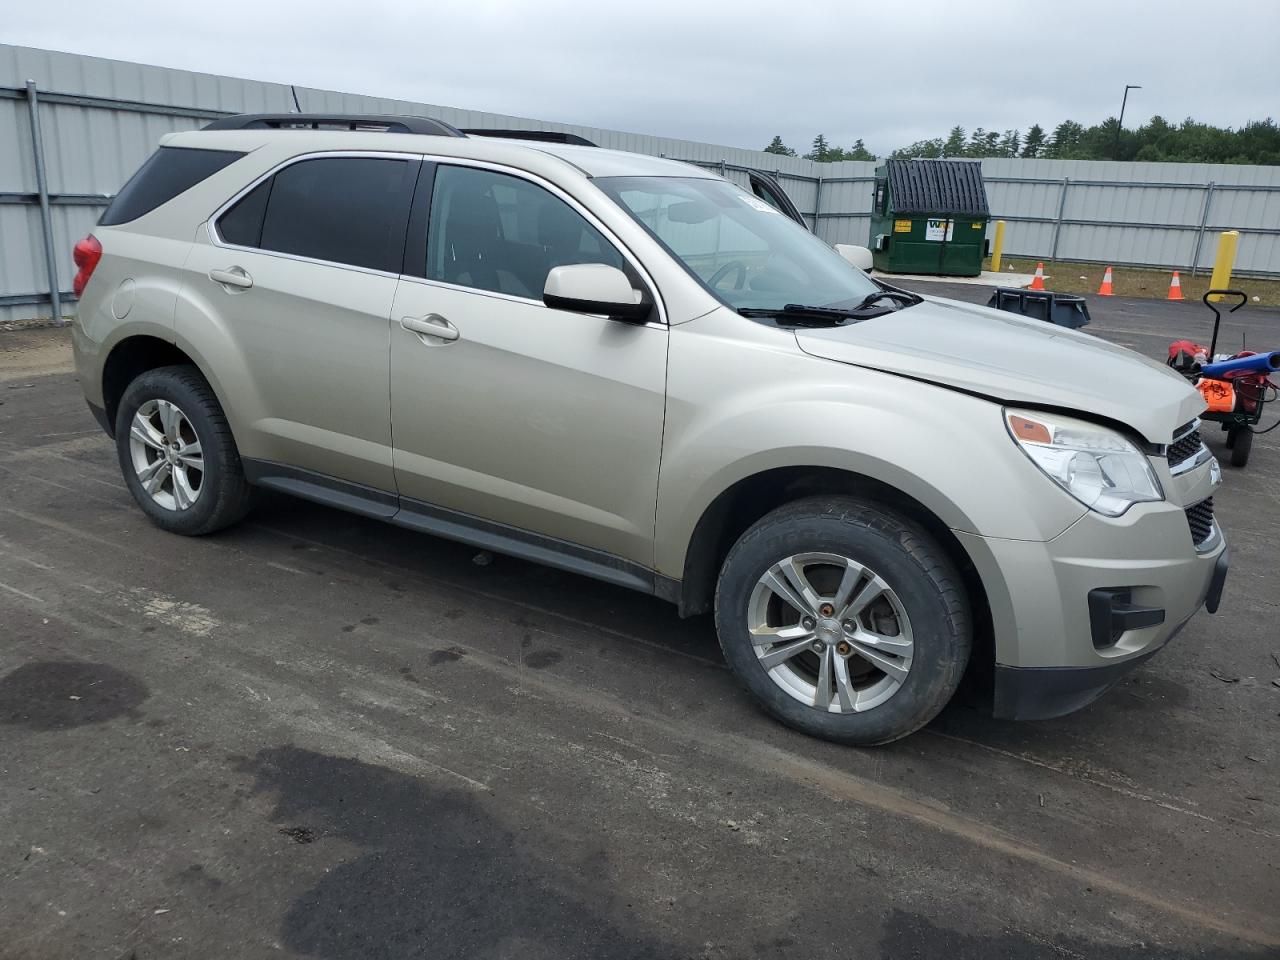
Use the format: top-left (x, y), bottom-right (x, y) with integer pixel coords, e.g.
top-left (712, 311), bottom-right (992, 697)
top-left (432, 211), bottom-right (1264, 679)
top-left (3, 42), bottom-right (1279, 323)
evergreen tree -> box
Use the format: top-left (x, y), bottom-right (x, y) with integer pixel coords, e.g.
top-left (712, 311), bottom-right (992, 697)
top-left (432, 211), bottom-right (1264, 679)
top-left (1047, 120), bottom-right (1085, 158)
top-left (844, 139), bottom-right (876, 161)
top-left (942, 126), bottom-right (967, 157)
top-left (1021, 124), bottom-right (1046, 158)
top-left (804, 134), bottom-right (835, 162)
top-left (763, 135), bottom-right (796, 157)
top-left (997, 129), bottom-right (1021, 157)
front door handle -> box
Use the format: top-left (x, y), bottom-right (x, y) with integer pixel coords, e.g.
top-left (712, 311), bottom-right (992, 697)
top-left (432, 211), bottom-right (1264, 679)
top-left (209, 266), bottom-right (253, 289)
top-left (401, 314), bottom-right (459, 343)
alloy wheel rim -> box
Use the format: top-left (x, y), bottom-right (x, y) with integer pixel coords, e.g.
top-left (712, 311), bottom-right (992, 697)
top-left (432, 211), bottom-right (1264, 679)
top-left (129, 399), bottom-right (204, 511)
top-left (747, 552), bottom-right (914, 714)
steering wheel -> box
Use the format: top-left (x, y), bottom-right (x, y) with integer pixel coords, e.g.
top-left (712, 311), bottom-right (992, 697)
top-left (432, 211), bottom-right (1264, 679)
top-left (708, 260), bottom-right (749, 291)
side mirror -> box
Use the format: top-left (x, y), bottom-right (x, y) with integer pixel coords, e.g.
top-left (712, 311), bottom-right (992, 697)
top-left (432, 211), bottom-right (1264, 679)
top-left (543, 263), bottom-right (650, 322)
top-left (835, 244), bottom-right (873, 271)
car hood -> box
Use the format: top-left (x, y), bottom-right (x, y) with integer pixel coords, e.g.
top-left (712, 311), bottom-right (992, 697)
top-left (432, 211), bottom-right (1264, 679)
top-left (794, 294), bottom-right (1204, 443)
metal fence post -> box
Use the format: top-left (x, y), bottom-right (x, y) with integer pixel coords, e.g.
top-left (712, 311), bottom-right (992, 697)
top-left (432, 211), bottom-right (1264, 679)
top-left (719, 158), bottom-right (727, 178)
top-left (1190, 180), bottom-right (1216, 277)
top-left (25, 80), bottom-right (63, 325)
top-left (1048, 177), bottom-right (1070, 263)
top-left (812, 175), bottom-right (824, 236)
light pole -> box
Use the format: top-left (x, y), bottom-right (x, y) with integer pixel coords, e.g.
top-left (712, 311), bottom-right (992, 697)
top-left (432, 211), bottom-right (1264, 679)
top-left (1116, 84), bottom-right (1141, 159)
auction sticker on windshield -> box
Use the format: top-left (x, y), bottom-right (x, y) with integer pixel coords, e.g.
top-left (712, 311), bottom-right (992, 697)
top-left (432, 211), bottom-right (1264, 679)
top-left (739, 195), bottom-right (780, 214)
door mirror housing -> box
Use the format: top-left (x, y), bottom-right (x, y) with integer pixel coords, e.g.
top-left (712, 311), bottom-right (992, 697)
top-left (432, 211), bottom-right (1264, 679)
top-left (834, 244), bottom-right (874, 271)
top-left (543, 264), bottom-right (650, 322)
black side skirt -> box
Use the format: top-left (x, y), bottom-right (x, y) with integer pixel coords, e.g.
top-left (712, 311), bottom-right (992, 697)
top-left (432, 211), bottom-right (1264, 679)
top-left (242, 458), bottom-right (666, 599)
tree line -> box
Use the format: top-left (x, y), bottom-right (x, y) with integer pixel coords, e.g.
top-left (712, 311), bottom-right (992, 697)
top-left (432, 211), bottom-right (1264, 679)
top-left (763, 117), bottom-right (1280, 165)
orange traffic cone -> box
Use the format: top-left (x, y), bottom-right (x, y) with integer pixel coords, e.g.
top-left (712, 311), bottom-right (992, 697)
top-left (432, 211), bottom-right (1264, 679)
top-left (1028, 262), bottom-right (1046, 291)
top-left (1097, 266), bottom-right (1114, 296)
top-left (1167, 270), bottom-right (1184, 301)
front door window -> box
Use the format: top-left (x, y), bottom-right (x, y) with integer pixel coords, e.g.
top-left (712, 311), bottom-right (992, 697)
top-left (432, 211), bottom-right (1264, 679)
top-left (425, 165), bottom-right (625, 299)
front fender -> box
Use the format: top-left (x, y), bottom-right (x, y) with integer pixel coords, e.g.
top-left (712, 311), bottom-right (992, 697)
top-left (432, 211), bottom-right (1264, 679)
top-left (655, 312), bottom-right (1087, 579)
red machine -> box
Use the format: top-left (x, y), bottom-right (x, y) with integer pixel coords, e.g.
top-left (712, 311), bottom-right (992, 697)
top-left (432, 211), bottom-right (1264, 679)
top-left (1165, 291), bottom-right (1277, 468)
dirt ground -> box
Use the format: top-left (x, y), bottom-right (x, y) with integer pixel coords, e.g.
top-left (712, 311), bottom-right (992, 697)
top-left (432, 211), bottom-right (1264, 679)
top-left (1, 291), bottom-right (1278, 959)
top-left (989, 256), bottom-right (1280, 307)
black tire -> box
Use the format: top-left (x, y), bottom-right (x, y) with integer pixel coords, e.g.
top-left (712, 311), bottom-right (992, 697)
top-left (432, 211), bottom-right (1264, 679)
top-left (714, 496), bottom-right (971, 746)
top-left (1224, 426), bottom-right (1236, 449)
top-left (1229, 426), bottom-right (1252, 468)
top-left (114, 365), bottom-right (254, 535)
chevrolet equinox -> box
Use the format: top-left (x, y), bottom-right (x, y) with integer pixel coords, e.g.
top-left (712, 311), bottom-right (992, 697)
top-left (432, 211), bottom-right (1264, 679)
top-left (71, 114), bottom-right (1229, 744)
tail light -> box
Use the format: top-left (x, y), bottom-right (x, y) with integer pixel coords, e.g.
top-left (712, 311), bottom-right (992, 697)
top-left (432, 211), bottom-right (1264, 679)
top-left (72, 234), bottom-right (103, 297)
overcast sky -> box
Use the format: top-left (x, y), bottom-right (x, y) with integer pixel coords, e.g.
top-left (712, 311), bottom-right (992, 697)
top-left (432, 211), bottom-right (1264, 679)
top-left (9, 0), bottom-right (1279, 155)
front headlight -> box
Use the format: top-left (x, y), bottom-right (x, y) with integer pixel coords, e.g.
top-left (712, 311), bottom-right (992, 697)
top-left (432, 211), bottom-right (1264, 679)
top-left (1005, 408), bottom-right (1163, 517)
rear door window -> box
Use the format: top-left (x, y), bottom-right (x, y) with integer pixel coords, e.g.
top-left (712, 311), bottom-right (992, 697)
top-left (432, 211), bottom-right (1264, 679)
top-left (101, 146), bottom-right (244, 225)
top-left (218, 156), bottom-right (418, 273)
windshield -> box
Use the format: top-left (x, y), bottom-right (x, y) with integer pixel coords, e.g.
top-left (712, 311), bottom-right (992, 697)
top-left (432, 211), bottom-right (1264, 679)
top-left (595, 176), bottom-right (882, 312)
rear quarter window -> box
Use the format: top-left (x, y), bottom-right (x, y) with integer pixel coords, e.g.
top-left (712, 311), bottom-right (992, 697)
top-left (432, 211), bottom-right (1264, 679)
top-left (100, 146), bottom-right (244, 226)
top-left (216, 179), bottom-right (271, 248)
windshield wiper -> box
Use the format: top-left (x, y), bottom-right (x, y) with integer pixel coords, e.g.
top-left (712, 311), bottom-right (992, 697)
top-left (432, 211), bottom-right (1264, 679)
top-left (738, 292), bottom-right (920, 326)
top-left (851, 288), bottom-right (922, 310)
top-left (738, 303), bottom-right (867, 325)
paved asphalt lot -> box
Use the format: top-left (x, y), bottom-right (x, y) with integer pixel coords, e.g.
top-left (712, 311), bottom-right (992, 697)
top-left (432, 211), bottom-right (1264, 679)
top-left (1, 288), bottom-right (1278, 959)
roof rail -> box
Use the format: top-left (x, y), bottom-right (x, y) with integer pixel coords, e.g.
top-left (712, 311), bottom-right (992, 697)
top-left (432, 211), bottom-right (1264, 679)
top-left (202, 114), bottom-right (465, 137)
top-left (461, 128), bottom-right (598, 147)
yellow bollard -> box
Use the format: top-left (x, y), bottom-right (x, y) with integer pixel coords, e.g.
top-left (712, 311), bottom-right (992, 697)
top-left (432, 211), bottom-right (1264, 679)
top-left (1207, 230), bottom-right (1239, 302)
top-left (990, 219), bottom-right (1006, 274)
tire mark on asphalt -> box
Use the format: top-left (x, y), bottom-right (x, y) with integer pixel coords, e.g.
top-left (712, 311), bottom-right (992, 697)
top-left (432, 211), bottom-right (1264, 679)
top-left (923, 731), bottom-right (1231, 826)
top-left (0, 434), bottom-right (107, 461)
top-left (0, 579), bottom-right (43, 602)
top-left (0, 462), bottom-right (127, 502)
top-left (0, 549), bottom-right (53, 571)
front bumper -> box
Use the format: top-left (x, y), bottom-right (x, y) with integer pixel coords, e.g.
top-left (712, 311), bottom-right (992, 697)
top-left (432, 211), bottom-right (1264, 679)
top-left (994, 547), bottom-right (1228, 719)
top-left (956, 496), bottom-right (1228, 722)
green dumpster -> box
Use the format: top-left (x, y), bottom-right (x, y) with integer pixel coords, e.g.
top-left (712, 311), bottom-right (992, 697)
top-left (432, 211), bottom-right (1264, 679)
top-left (868, 159), bottom-right (990, 277)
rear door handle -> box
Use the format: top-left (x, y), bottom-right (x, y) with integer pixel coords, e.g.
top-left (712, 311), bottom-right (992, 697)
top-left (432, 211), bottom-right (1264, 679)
top-left (209, 266), bottom-right (253, 289)
top-left (400, 314), bottom-right (459, 343)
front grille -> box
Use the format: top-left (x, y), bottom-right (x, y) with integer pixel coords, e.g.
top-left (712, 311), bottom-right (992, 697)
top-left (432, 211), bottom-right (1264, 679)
top-left (1168, 423), bottom-right (1204, 469)
top-left (1185, 497), bottom-right (1215, 546)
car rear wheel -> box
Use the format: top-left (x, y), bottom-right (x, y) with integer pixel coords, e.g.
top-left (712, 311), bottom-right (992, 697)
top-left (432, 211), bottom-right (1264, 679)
top-left (714, 496), bottom-right (971, 745)
top-left (115, 365), bottom-right (254, 535)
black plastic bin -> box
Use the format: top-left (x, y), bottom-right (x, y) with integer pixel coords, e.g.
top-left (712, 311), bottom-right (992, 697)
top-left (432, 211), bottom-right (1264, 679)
top-left (985, 288), bottom-right (1091, 329)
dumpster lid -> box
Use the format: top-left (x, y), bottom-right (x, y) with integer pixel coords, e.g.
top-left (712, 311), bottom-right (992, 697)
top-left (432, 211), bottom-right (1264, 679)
top-left (885, 159), bottom-right (989, 217)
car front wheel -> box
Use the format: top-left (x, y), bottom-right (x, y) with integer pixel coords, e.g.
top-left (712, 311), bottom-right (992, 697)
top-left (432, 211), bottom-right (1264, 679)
top-left (714, 496), bottom-right (971, 745)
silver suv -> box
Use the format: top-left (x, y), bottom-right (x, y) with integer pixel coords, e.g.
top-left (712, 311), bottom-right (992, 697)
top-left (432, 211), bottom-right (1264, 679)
top-left (71, 114), bottom-right (1228, 744)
